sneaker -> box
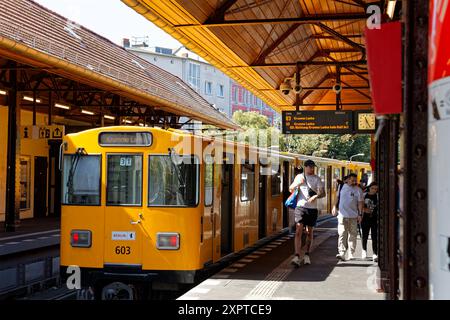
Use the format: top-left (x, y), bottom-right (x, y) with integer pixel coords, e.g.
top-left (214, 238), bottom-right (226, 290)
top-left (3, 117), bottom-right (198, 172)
top-left (348, 252), bottom-right (354, 260)
top-left (291, 255), bottom-right (300, 266)
top-left (336, 253), bottom-right (345, 261)
top-left (304, 255), bottom-right (311, 265)
top-left (373, 254), bottom-right (378, 262)
top-left (362, 250), bottom-right (367, 260)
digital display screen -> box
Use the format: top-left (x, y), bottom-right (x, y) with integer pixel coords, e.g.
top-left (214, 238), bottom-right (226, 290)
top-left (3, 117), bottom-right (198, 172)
top-left (99, 132), bottom-right (152, 146)
top-left (282, 111), bottom-right (354, 134)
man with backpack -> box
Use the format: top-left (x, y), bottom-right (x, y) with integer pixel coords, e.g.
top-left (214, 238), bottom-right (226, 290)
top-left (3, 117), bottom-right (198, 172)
top-left (289, 160), bottom-right (325, 266)
top-left (332, 173), bottom-right (364, 261)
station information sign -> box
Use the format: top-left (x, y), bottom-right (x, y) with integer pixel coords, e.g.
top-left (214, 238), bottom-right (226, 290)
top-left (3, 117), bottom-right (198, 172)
top-left (282, 110), bottom-right (354, 134)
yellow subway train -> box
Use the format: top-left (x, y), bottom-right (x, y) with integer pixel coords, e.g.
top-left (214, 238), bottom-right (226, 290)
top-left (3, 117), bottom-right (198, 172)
top-left (59, 126), bottom-right (371, 299)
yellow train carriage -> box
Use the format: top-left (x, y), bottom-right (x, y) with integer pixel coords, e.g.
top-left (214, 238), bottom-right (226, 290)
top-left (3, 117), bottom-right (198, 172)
top-left (60, 126), bottom-right (287, 298)
top-left (61, 127), bottom-right (209, 282)
top-left (60, 126), bottom-right (371, 299)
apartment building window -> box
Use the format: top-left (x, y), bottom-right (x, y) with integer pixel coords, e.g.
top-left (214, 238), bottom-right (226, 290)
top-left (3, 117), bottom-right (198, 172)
top-left (205, 81), bottom-right (212, 95)
top-left (217, 84), bottom-right (224, 97)
top-left (188, 62), bottom-right (200, 91)
top-left (232, 87), bottom-right (237, 103)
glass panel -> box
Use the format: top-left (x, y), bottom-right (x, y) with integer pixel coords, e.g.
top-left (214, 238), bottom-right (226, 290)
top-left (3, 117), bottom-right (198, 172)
top-left (19, 157), bottom-right (30, 209)
top-left (62, 155), bottom-right (101, 205)
top-left (205, 162), bottom-right (213, 206)
top-left (107, 155), bottom-right (142, 205)
top-left (148, 156), bottom-right (198, 206)
top-left (318, 167), bottom-right (326, 179)
top-left (240, 163), bottom-right (255, 201)
top-left (271, 165), bottom-right (281, 196)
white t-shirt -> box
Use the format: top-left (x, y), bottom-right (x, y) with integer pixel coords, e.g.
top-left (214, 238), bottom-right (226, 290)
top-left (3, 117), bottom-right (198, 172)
top-left (289, 174), bottom-right (324, 209)
top-left (338, 184), bottom-right (364, 218)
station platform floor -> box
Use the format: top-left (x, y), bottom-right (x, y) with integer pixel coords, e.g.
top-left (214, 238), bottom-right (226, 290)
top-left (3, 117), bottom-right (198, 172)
top-left (178, 218), bottom-right (384, 300)
top-left (0, 217), bottom-right (60, 256)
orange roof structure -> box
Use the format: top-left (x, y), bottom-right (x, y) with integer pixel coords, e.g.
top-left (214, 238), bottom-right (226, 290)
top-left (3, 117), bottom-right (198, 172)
top-left (123, 0), bottom-right (380, 112)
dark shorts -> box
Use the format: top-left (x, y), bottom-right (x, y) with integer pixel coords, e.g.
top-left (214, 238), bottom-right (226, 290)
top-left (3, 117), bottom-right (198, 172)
top-left (294, 207), bottom-right (318, 227)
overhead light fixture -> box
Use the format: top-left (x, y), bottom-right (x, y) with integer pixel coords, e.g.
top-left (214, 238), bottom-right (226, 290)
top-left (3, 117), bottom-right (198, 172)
top-left (81, 109), bottom-right (95, 115)
top-left (123, 119), bottom-right (133, 124)
top-left (23, 96), bottom-right (41, 103)
top-left (139, 123), bottom-right (145, 127)
top-left (104, 115), bottom-right (115, 120)
top-left (55, 103), bottom-right (70, 110)
top-left (387, 0), bottom-right (397, 19)
top-left (0, 90), bottom-right (7, 95)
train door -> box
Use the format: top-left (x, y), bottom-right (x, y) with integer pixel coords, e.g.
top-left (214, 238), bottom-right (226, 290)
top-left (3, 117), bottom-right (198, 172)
top-left (212, 162), bottom-right (222, 262)
top-left (220, 154), bottom-right (234, 256)
top-left (258, 167), bottom-right (267, 239)
top-left (282, 161), bottom-right (290, 228)
top-left (203, 158), bottom-right (214, 262)
top-left (34, 156), bottom-right (48, 218)
top-left (103, 154), bottom-right (143, 266)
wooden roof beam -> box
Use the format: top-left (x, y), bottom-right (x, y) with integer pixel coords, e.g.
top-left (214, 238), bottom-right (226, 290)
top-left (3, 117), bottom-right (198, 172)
top-left (246, 60), bottom-right (367, 68)
top-left (340, 79), bottom-right (371, 99)
top-left (314, 22), bottom-right (366, 57)
top-left (226, 0), bottom-right (272, 15)
top-left (312, 34), bottom-right (363, 40)
top-left (174, 13), bottom-right (370, 28)
top-left (333, 0), bottom-right (366, 8)
top-left (324, 53), bottom-right (370, 83)
top-left (299, 74), bottom-right (331, 104)
top-left (253, 23), bottom-right (302, 65)
top-left (205, 0), bottom-right (238, 24)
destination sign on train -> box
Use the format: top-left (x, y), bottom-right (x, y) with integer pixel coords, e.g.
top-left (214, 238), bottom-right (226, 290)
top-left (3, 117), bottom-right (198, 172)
top-left (282, 111), bottom-right (354, 134)
top-left (99, 132), bottom-right (152, 146)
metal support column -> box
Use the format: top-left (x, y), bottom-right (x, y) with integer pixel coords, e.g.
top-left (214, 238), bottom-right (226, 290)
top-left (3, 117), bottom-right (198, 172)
top-left (399, 0), bottom-right (429, 299)
top-left (5, 64), bottom-right (21, 232)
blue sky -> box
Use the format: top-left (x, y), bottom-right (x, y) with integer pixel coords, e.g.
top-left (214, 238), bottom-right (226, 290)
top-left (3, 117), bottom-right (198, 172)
top-left (35, 0), bottom-right (182, 49)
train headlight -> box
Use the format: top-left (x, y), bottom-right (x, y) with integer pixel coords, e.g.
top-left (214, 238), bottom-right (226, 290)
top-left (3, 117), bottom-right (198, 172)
top-left (71, 230), bottom-right (92, 248)
top-left (156, 233), bottom-right (180, 250)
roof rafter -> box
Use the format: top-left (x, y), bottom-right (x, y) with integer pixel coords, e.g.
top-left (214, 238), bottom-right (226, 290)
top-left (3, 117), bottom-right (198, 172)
top-left (204, 0), bottom-right (238, 24)
top-left (173, 13), bottom-right (370, 28)
top-left (314, 22), bottom-right (366, 56)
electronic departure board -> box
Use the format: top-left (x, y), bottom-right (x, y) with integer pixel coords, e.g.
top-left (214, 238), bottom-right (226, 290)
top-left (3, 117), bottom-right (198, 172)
top-left (282, 111), bottom-right (354, 134)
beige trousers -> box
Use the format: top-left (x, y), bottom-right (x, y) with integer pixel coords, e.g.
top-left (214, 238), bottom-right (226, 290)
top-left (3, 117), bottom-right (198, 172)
top-left (338, 216), bottom-right (358, 255)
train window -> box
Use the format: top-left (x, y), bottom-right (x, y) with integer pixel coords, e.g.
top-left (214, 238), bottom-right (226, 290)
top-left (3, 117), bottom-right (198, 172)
top-left (204, 161), bottom-right (213, 207)
top-left (271, 165), bottom-right (281, 196)
top-left (106, 154), bottom-right (142, 206)
top-left (148, 155), bottom-right (199, 207)
top-left (318, 167), bottom-right (326, 179)
top-left (240, 163), bottom-right (255, 202)
top-left (62, 155), bottom-right (101, 205)
top-left (334, 168), bottom-right (341, 191)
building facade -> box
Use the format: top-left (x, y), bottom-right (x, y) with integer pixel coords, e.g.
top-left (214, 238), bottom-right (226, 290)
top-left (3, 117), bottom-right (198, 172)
top-left (126, 43), bottom-right (278, 125)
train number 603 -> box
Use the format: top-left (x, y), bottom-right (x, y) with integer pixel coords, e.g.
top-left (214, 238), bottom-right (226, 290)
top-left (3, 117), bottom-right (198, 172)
top-left (115, 246), bottom-right (131, 255)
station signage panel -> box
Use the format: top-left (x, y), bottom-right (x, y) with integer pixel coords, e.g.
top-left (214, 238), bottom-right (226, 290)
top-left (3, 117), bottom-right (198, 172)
top-left (21, 125), bottom-right (65, 140)
top-left (282, 110), bottom-right (354, 134)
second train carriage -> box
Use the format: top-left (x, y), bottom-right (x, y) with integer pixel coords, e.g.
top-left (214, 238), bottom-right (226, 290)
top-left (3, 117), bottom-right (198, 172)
top-left (59, 126), bottom-right (371, 299)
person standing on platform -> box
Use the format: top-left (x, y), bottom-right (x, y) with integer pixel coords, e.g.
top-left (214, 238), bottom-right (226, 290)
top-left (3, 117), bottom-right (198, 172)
top-left (361, 182), bottom-right (379, 262)
top-left (289, 160), bottom-right (325, 266)
top-left (332, 173), bottom-right (364, 261)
